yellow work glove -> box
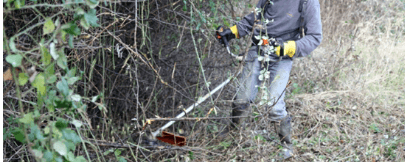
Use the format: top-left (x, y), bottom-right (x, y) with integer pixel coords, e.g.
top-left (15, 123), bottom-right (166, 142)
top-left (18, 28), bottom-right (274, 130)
top-left (229, 25), bottom-right (240, 39)
top-left (275, 41), bottom-right (296, 57)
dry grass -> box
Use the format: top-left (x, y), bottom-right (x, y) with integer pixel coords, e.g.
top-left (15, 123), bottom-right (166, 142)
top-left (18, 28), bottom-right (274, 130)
top-left (191, 0), bottom-right (405, 161)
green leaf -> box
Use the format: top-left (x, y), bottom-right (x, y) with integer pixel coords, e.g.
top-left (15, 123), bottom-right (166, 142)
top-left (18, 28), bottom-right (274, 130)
top-left (84, 9), bottom-right (99, 27)
top-left (114, 149), bottom-right (122, 156)
top-left (57, 77), bottom-right (69, 96)
top-left (9, 37), bottom-right (17, 52)
top-left (62, 129), bottom-right (81, 144)
top-left (61, 31), bottom-right (67, 42)
top-left (48, 75), bottom-right (57, 84)
top-left (30, 124), bottom-right (44, 140)
top-left (67, 77), bottom-right (80, 85)
top-left (80, 18), bottom-right (90, 30)
top-left (75, 156), bottom-right (87, 162)
top-left (68, 35), bottom-right (74, 48)
top-left (56, 52), bottom-right (67, 70)
top-left (43, 18), bottom-right (55, 35)
top-left (71, 94), bottom-right (81, 102)
top-left (15, 0), bottom-right (25, 9)
top-left (41, 45), bottom-right (52, 65)
top-left (53, 141), bottom-right (67, 156)
top-left (55, 100), bottom-right (72, 108)
top-left (45, 63), bottom-right (55, 76)
top-left (32, 150), bottom-right (43, 160)
top-left (49, 43), bottom-right (59, 60)
top-left (44, 126), bottom-right (50, 135)
top-left (43, 150), bottom-right (53, 161)
top-left (12, 128), bottom-right (26, 143)
top-left (117, 157), bottom-right (127, 162)
top-left (18, 73), bottom-right (29, 85)
top-left (55, 118), bottom-right (68, 130)
top-left (76, 7), bottom-right (85, 15)
top-left (19, 112), bottom-right (33, 124)
top-left (85, 0), bottom-right (99, 8)
top-left (71, 120), bottom-right (83, 128)
top-left (65, 141), bottom-right (75, 152)
top-left (32, 73), bottom-right (46, 95)
top-left (62, 22), bottom-right (81, 36)
top-left (103, 149), bottom-right (114, 155)
top-left (6, 54), bottom-right (22, 67)
top-left (67, 152), bottom-right (75, 161)
top-left (91, 95), bottom-right (99, 102)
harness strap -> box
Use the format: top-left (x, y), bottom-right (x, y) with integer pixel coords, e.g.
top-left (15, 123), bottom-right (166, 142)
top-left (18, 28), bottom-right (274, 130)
top-left (299, 0), bottom-right (308, 38)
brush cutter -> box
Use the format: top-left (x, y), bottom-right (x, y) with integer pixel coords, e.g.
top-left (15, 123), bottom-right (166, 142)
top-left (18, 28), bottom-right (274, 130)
top-left (148, 77), bottom-right (232, 146)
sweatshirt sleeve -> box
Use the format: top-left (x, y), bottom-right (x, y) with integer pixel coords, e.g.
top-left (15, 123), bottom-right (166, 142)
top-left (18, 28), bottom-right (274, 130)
top-left (295, 0), bottom-right (323, 57)
top-left (236, 0), bottom-right (267, 38)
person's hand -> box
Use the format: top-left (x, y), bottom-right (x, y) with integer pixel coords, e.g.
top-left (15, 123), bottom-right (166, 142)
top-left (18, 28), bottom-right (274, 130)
top-left (275, 41), bottom-right (296, 57)
top-left (216, 25), bottom-right (239, 46)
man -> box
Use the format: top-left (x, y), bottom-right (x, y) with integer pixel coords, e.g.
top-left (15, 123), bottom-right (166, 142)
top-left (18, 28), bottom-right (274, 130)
top-left (217, 0), bottom-right (322, 159)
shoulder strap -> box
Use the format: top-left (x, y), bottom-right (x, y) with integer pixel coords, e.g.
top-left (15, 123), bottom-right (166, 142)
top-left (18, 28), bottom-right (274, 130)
top-left (299, 0), bottom-right (307, 38)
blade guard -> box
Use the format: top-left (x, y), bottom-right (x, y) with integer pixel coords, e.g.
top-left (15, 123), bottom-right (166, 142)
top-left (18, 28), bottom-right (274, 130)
top-left (156, 131), bottom-right (186, 146)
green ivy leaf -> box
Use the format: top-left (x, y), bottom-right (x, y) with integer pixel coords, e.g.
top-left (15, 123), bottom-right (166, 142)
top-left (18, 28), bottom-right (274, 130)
top-left (9, 37), bottom-right (17, 52)
top-left (80, 18), bottom-right (90, 30)
top-left (71, 120), bottom-right (83, 128)
top-left (53, 140), bottom-right (67, 156)
top-left (68, 35), bottom-right (74, 48)
top-left (75, 156), bottom-right (87, 162)
top-left (103, 149), bottom-right (114, 155)
top-left (84, 9), bottom-right (99, 27)
top-left (67, 77), bottom-right (79, 85)
top-left (47, 75), bottom-right (57, 84)
top-left (32, 149), bottom-right (43, 159)
top-left (85, 0), bottom-right (99, 9)
top-left (32, 73), bottom-right (46, 95)
top-left (43, 150), bottom-right (53, 161)
top-left (45, 63), bottom-right (55, 76)
top-left (43, 18), bottom-right (55, 35)
top-left (67, 152), bottom-right (75, 161)
top-left (19, 112), bottom-right (33, 124)
top-left (57, 77), bottom-right (69, 96)
top-left (62, 22), bottom-right (81, 36)
top-left (71, 94), bottom-right (81, 102)
top-left (55, 118), bottom-right (68, 130)
top-left (12, 128), bottom-right (26, 143)
top-left (62, 129), bottom-right (81, 144)
top-left (6, 54), bottom-right (22, 67)
top-left (56, 52), bottom-right (67, 70)
top-left (114, 149), bottom-right (122, 156)
top-left (18, 73), bottom-right (29, 85)
top-left (55, 100), bottom-right (72, 108)
top-left (15, 0), bottom-right (25, 9)
top-left (30, 124), bottom-right (44, 140)
top-left (41, 45), bottom-right (52, 65)
top-left (49, 43), bottom-right (59, 60)
top-left (117, 157), bottom-right (127, 162)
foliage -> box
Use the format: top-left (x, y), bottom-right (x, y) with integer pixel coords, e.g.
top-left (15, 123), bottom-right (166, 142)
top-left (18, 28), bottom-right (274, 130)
top-left (4, 0), bottom-right (101, 161)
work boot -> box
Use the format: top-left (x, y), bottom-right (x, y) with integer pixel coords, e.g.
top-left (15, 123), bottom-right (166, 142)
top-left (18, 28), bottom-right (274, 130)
top-left (218, 103), bottom-right (250, 137)
top-left (277, 115), bottom-right (293, 160)
top-left (231, 102), bottom-right (250, 125)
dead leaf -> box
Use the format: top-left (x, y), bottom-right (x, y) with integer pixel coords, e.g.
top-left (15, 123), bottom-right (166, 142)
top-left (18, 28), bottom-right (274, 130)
top-left (3, 68), bottom-right (13, 81)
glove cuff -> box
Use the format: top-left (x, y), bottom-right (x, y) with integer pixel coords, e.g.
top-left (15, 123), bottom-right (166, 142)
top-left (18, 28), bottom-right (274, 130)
top-left (230, 25), bottom-right (239, 39)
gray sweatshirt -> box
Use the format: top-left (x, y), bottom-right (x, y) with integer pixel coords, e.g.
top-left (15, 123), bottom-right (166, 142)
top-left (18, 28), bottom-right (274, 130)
top-left (236, 0), bottom-right (322, 57)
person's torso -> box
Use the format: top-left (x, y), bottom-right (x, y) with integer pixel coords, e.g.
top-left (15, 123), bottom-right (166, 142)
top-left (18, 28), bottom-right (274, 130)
top-left (255, 0), bottom-right (302, 40)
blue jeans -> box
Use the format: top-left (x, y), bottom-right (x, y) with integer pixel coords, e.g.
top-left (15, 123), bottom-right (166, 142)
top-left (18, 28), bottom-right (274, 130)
top-left (233, 46), bottom-right (293, 121)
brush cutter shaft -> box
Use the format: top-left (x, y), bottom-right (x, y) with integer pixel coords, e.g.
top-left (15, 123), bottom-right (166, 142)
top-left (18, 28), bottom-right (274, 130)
top-left (152, 77), bottom-right (232, 137)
